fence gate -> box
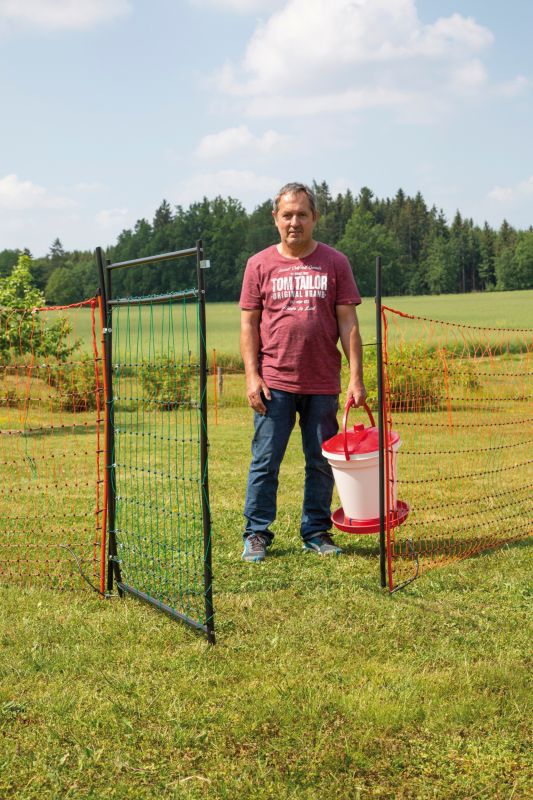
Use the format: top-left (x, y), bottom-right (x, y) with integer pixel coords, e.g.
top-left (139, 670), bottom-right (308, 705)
top-left (96, 243), bottom-right (214, 643)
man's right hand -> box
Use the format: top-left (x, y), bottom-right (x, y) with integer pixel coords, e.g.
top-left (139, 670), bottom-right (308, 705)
top-left (246, 377), bottom-right (271, 415)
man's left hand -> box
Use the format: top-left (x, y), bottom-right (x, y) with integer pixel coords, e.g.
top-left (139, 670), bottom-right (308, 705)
top-left (346, 380), bottom-right (367, 408)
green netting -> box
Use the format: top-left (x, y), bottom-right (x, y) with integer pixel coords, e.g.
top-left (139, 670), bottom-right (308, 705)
top-left (111, 294), bottom-right (208, 627)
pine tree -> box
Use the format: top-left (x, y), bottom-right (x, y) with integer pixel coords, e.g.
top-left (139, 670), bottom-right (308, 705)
top-left (49, 238), bottom-right (66, 268)
top-left (153, 199), bottom-right (173, 230)
top-left (312, 180), bottom-right (332, 216)
top-left (511, 231), bottom-right (533, 289)
top-left (477, 223), bottom-right (496, 290)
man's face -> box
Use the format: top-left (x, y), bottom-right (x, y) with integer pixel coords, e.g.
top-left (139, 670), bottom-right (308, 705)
top-left (273, 191), bottom-right (318, 251)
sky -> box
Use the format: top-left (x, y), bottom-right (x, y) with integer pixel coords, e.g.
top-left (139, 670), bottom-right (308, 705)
top-left (0, 0), bottom-right (531, 257)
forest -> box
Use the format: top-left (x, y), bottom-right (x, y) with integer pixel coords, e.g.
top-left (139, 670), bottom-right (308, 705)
top-left (1, 181), bottom-right (532, 303)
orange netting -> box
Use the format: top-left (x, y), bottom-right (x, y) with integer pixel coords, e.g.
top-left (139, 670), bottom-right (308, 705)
top-left (381, 306), bottom-right (533, 591)
top-left (0, 299), bottom-right (105, 591)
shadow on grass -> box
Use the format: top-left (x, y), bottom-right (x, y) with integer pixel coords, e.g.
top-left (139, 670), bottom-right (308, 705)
top-left (393, 533), bottom-right (532, 563)
top-left (1, 422), bottom-right (98, 438)
top-left (339, 537), bottom-right (381, 557)
top-left (238, 537), bottom-right (381, 560)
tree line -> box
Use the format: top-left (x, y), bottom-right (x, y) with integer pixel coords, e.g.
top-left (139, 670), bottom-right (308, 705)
top-left (1, 181), bottom-right (532, 304)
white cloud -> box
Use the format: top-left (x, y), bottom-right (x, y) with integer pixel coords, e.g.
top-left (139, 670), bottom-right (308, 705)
top-left (449, 59), bottom-right (487, 93)
top-left (329, 178), bottom-right (351, 198)
top-left (75, 181), bottom-right (106, 192)
top-left (417, 13), bottom-right (493, 57)
top-left (195, 125), bottom-right (285, 159)
top-left (96, 208), bottom-right (130, 228)
top-left (0, 174), bottom-right (80, 253)
top-left (189, 0), bottom-right (281, 12)
top-left (488, 186), bottom-right (514, 203)
top-left (495, 75), bottom-right (530, 98)
top-left (246, 87), bottom-right (408, 118)
top-left (488, 176), bottom-right (533, 204)
top-left (0, 0), bottom-right (131, 31)
top-left (214, 0), bottom-right (498, 118)
top-left (175, 169), bottom-right (280, 210)
top-left (0, 174), bottom-right (75, 210)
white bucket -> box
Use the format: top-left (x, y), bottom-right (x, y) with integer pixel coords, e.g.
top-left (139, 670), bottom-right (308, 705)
top-left (323, 442), bottom-right (401, 520)
top-left (321, 401), bottom-right (401, 521)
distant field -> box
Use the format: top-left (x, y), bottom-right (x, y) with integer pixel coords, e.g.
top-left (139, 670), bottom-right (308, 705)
top-left (63, 289), bottom-right (533, 356)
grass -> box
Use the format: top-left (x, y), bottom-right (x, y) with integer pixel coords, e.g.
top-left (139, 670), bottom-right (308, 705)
top-left (64, 290), bottom-right (533, 357)
top-left (1, 404), bottom-right (532, 799)
top-left (1, 290), bottom-right (532, 798)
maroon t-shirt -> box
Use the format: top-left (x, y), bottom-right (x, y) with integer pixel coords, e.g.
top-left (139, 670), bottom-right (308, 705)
top-left (240, 242), bottom-right (361, 394)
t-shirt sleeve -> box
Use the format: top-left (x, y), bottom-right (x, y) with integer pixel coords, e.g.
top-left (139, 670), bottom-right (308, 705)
top-left (336, 254), bottom-right (362, 306)
top-left (239, 258), bottom-right (262, 310)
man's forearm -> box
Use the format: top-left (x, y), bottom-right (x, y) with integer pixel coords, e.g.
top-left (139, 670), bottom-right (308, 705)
top-left (348, 325), bottom-right (364, 384)
top-left (338, 315), bottom-right (363, 381)
top-left (336, 305), bottom-right (366, 406)
top-left (240, 310), bottom-right (270, 413)
top-left (240, 321), bottom-right (260, 380)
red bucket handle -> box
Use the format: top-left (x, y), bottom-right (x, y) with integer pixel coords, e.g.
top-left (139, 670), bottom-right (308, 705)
top-left (342, 399), bottom-right (376, 461)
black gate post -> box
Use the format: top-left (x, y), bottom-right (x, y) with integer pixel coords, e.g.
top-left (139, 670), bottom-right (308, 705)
top-left (95, 247), bottom-right (122, 593)
top-left (375, 256), bottom-right (387, 588)
top-left (196, 240), bottom-right (215, 644)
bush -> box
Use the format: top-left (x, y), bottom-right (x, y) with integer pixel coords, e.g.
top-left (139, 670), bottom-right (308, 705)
top-left (387, 345), bottom-right (443, 412)
top-left (444, 356), bottom-right (480, 394)
top-left (139, 358), bottom-right (195, 410)
top-left (48, 355), bottom-right (100, 412)
top-left (343, 344), bottom-right (444, 413)
top-left (0, 255), bottom-right (76, 362)
top-left (209, 351), bottom-right (244, 372)
top-left (0, 385), bottom-right (20, 408)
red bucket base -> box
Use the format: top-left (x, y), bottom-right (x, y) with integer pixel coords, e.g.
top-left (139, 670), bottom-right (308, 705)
top-left (331, 500), bottom-right (409, 534)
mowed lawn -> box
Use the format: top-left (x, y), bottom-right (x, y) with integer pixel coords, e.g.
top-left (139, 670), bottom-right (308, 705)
top-left (0, 291), bottom-right (532, 799)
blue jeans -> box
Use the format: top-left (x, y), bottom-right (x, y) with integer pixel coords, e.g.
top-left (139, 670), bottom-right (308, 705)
top-left (244, 390), bottom-right (339, 544)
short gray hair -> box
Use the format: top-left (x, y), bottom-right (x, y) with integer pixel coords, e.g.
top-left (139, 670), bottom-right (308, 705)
top-left (273, 182), bottom-right (318, 218)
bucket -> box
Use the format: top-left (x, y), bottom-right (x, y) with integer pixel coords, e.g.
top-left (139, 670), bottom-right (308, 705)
top-left (322, 401), bottom-right (401, 521)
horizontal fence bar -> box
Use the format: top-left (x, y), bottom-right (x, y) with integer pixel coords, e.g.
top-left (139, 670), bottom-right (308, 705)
top-left (107, 247), bottom-right (198, 271)
top-left (117, 583), bottom-right (209, 635)
top-left (109, 289), bottom-right (198, 307)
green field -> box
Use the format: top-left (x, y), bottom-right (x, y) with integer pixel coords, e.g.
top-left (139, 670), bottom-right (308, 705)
top-left (66, 290), bottom-right (533, 357)
top-left (1, 290), bottom-right (532, 799)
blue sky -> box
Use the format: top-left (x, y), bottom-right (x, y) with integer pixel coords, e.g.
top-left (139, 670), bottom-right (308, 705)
top-left (0, 0), bottom-right (531, 256)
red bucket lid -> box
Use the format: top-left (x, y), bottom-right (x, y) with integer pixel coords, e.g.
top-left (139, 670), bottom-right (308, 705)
top-left (322, 424), bottom-right (399, 457)
top-left (322, 401), bottom-right (400, 460)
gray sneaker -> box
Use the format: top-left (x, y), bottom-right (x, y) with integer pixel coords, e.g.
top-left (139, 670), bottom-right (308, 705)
top-left (242, 534), bottom-right (268, 562)
top-left (302, 533), bottom-right (342, 556)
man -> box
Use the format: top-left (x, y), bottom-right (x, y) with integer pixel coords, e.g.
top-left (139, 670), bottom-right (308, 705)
top-left (240, 182), bottom-right (366, 562)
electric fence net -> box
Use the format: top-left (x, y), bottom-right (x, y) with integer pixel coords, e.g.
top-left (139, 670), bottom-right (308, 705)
top-left (381, 307), bottom-right (532, 591)
top-left (0, 300), bottom-right (105, 590)
top-left (110, 294), bottom-right (210, 630)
